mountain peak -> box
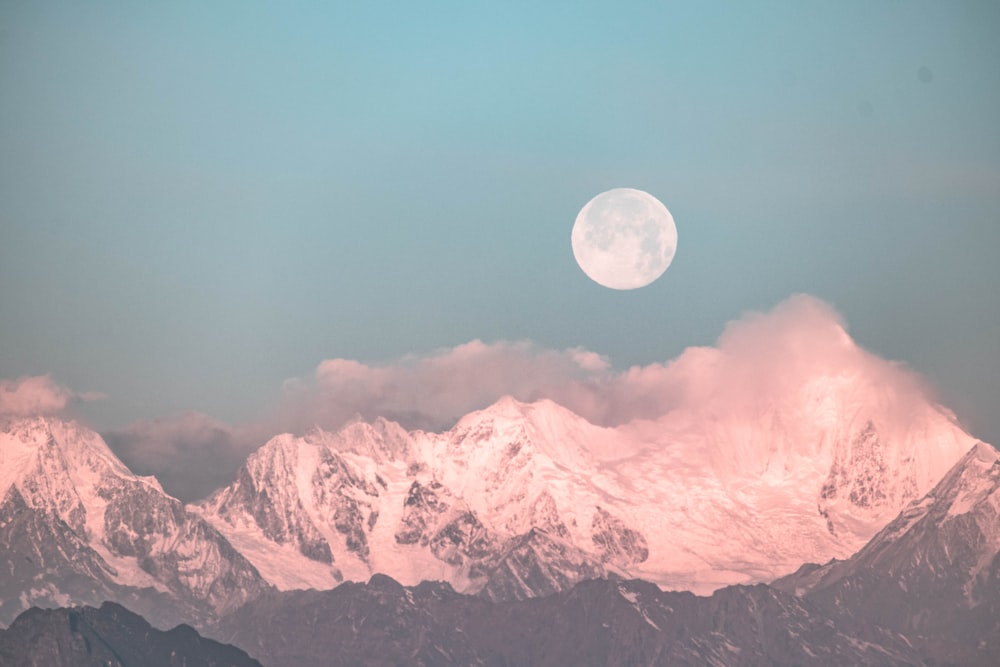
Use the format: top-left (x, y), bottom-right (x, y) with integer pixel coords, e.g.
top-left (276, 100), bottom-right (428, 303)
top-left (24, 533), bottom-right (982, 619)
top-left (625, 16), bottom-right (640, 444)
top-left (968, 440), bottom-right (1000, 465)
top-left (935, 440), bottom-right (999, 516)
top-left (0, 417), bottom-right (268, 628)
top-left (452, 395), bottom-right (595, 439)
top-left (0, 415), bottom-right (142, 501)
top-left (773, 439), bottom-right (1000, 665)
top-left (466, 394), bottom-right (530, 421)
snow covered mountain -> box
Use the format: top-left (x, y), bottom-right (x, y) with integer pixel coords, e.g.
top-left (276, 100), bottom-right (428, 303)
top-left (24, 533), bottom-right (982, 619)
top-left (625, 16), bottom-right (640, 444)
top-left (775, 440), bottom-right (1000, 666)
top-left (612, 374), bottom-right (977, 590)
top-left (0, 314), bottom-right (981, 628)
top-left (204, 432), bottom-right (998, 667)
top-left (197, 360), bottom-right (976, 599)
top-left (195, 401), bottom-right (630, 597)
top-left (0, 417), bottom-right (269, 629)
top-left (19, 436), bottom-right (997, 667)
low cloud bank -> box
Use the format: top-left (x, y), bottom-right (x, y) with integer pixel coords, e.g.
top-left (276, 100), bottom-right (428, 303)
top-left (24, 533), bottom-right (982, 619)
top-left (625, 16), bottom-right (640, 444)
top-left (102, 294), bottom-right (949, 501)
top-left (274, 339), bottom-right (617, 433)
top-left (102, 412), bottom-right (257, 503)
top-left (275, 294), bottom-right (934, 431)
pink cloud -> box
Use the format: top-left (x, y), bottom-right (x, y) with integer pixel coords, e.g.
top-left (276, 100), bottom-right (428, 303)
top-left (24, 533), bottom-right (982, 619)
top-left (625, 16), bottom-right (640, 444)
top-left (0, 375), bottom-right (103, 417)
top-left (276, 339), bottom-right (612, 432)
top-left (275, 294), bottom-right (939, 433)
top-left (108, 294), bottom-right (951, 502)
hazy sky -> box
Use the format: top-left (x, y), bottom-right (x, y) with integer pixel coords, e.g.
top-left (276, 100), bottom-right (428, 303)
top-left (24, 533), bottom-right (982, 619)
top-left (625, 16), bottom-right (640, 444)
top-left (2, 2), bottom-right (999, 452)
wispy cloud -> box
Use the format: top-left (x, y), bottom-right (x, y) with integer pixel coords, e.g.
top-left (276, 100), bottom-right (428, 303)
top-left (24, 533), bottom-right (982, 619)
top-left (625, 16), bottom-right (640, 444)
top-left (0, 375), bottom-right (103, 417)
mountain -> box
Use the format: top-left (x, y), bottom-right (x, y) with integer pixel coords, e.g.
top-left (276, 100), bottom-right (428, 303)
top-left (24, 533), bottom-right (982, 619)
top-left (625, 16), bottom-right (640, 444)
top-left (1, 369), bottom-right (977, 634)
top-left (197, 378), bottom-right (975, 598)
top-left (0, 417), bottom-right (270, 629)
top-left (0, 327), bottom-right (980, 632)
top-left (195, 400), bottom-right (626, 597)
top-left (0, 601), bottom-right (260, 667)
top-left (210, 440), bottom-right (1000, 667)
top-left (211, 573), bottom-right (922, 667)
top-left (9, 441), bottom-right (995, 667)
top-left (774, 440), bottom-right (1000, 666)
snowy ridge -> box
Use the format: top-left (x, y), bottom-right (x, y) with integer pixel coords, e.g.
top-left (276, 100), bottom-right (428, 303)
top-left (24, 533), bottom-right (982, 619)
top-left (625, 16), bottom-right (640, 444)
top-left (771, 441), bottom-right (1000, 665)
top-left (0, 319), bottom-right (982, 625)
top-left (198, 363), bottom-right (975, 598)
top-left (786, 440), bottom-right (1000, 588)
top-left (197, 400), bottom-right (651, 595)
top-left (0, 417), bottom-right (267, 628)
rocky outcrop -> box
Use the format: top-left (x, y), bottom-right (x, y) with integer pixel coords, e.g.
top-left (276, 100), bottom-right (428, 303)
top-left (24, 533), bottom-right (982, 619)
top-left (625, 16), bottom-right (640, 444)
top-left (0, 602), bottom-right (261, 667)
top-left (213, 575), bottom-right (921, 667)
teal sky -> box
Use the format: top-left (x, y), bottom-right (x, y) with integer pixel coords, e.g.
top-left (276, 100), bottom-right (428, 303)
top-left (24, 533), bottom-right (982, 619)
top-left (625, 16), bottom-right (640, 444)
top-left (2, 2), bottom-right (999, 444)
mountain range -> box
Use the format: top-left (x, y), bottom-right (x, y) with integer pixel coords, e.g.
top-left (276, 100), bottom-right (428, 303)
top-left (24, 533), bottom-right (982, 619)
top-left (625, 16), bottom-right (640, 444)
top-left (0, 417), bottom-right (267, 630)
top-left (0, 602), bottom-right (260, 667)
top-left (203, 438), bottom-right (1000, 666)
top-left (0, 330), bottom-right (996, 664)
top-left (3, 434), bottom-right (997, 665)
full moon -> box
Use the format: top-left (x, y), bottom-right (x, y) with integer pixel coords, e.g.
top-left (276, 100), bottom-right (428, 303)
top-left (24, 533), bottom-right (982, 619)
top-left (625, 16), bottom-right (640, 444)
top-left (571, 188), bottom-right (678, 290)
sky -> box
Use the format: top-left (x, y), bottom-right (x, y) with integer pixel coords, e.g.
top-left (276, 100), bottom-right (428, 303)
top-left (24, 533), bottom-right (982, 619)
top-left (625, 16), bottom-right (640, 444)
top-left (1, 2), bottom-right (999, 498)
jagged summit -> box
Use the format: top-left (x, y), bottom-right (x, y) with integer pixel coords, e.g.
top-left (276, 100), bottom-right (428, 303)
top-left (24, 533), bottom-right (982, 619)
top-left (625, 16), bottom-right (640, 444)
top-left (326, 417), bottom-right (413, 462)
top-left (0, 416), bottom-right (268, 630)
top-left (197, 365), bottom-right (976, 599)
top-left (1, 416), bottom-right (155, 498)
top-left (3, 349), bottom-right (983, 629)
top-left (782, 440), bottom-right (999, 588)
top-left (773, 440), bottom-right (1000, 666)
top-left (447, 395), bottom-right (575, 445)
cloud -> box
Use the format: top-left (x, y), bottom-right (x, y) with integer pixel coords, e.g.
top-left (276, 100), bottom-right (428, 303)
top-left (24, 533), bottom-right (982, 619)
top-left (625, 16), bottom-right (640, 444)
top-left (107, 294), bottom-right (946, 502)
top-left (0, 375), bottom-right (103, 417)
top-left (611, 294), bottom-right (934, 424)
top-left (275, 294), bottom-right (937, 432)
top-left (274, 339), bottom-right (617, 433)
top-left (107, 342), bottom-right (621, 501)
top-left (278, 319), bottom-right (687, 431)
top-left (103, 412), bottom-right (261, 503)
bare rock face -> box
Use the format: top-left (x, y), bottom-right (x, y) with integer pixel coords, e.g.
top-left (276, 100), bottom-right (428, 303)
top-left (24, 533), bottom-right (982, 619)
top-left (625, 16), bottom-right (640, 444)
top-left (209, 436), bottom-right (334, 564)
top-left (0, 602), bottom-right (260, 667)
top-left (478, 528), bottom-right (605, 602)
top-left (312, 447), bottom-right (382, 560)
top-left (818, 420), bottom-right (912, 535)
top-left (0, 486), bottom-right (123, 627)
top-left (395, 479), bottom-right (452, 546)
top-left (591, 506), bottom-right (649, 565)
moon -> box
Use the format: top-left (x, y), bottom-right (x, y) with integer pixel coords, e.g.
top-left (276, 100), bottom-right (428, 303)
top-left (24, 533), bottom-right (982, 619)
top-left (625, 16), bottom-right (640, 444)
top-left (571, 188), bottom-right (678, 290)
